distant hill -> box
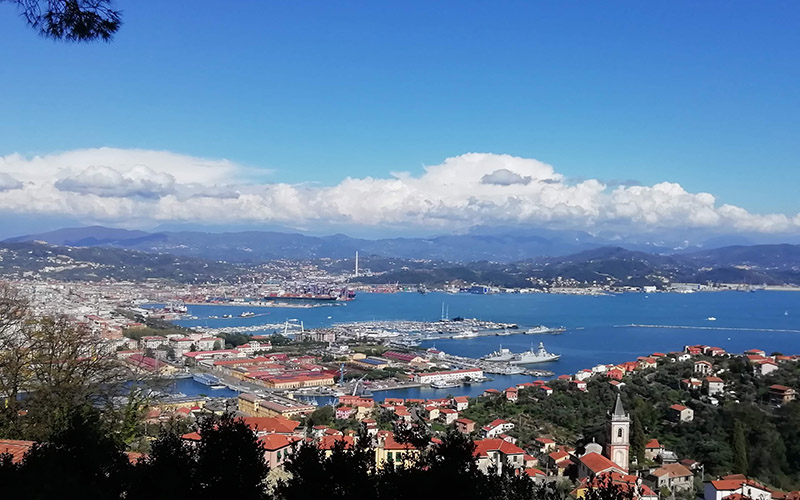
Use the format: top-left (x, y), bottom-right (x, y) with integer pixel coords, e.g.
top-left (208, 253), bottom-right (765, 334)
top-left (0, 241), bottom-right (245, 282)
top-left (4, 225), bottom-right (675, 263)
top-left (682, 244), bottom-right (800, 270)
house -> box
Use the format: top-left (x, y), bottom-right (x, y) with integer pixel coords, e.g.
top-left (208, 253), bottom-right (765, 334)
top-left (482, 388), bottom-right (501, 397)
top-left (694, 360), bottom-right (713, 376)
top-left (545, 449), bottom-right (572, 476)
top-left (575, 369), bottom-right (593, 381)
top-left (744, 349), bottom-right (766, 357)
top-left (577, 452), bottom-right (626, 480)
top-left (646, 463), bottom-right (694, 493)
top-left (681, 378), bottom-right (702, 391)
top-left (769, 385), bottom-right (797, 405)
top-left (452, 396), bottom-right (469, 411)
top-left (606, 368), bottom-right (625, 381)
top-left (422, 405), bottom-right (440, 421)
top-left (753, 359), bottom-right (779, 376)
top-left (704, 478), bottom-right (773, 500)
top-left (394, 406), bottom-right (412, 423)
top-left (667, 404), bottom-right (694, 423)
top-left (361, 419), bottom-right (378, 436)
top-left (375, 432), bottom-right (420, 468)
top-left (439, 408), bottom-right (458, 425)
top-left (455, 417), bottom-right (476, 434)
top-left (644, 439), bottom-right (664, 461)
top-left (524, 467), bottom-right (546, 482)
top-left (637, 357), bottom-right (657, 370)
top-left (474, 438), bottom-right (526, 473)
top-left (705, 347), bottom-right (726, 357)
top-left (259, 434), bottom-right (301, 469)
top-left (482, 419), bottom-right (514, 438)
top-left (705, 376), bottom-right (725, 396)
top-left (336, 406), bottom-right (355, 420)
top-left (504, 387), bottom-right (518, 402)
top-left (534, 437), bottom-right (556, 454)
top-left (539, 385), bottom-right (553, 396)
top-left (317, 435), bottom-right (355, 456)
top-left (571, 380), bottom-right (588, 392)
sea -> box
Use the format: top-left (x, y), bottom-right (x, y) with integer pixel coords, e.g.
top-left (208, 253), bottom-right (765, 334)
top-left (168, 291), bottom-right (800, 401)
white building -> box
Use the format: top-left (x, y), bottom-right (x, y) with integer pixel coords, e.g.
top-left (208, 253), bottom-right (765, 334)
top-left (415, 368), bottom-right (483, 384)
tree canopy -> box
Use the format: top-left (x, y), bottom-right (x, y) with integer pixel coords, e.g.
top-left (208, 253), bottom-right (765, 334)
top-left (4, 0), bottom-right (121, 41)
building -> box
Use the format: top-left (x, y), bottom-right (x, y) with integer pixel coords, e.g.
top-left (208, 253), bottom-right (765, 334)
top-left (642, 439), bottom-right (663, 461)
top-left (259, 434), bottom-right (302, 469)
top-left (694, 360), bottom-right (713, 376)
top-left (605, 394), bottom-right (630, 472)
top-left (704, 478), bottom-right (773, 500)
top-left (474, 438), bottom-right (526, 474)
top-left (414, 368), bottom-right (484, 384)
top-left (646, 463), bottom-right (694, 493)
top-left (667, 404), bottom-right (694, 423)
top-left (439, 408), bottom-right (459, 425)
top-left (705, 376), bottom-right (725, 396)
top-left (769, 385), bottom-right (797, 405)
top-left (482, 419), bottom-right (514, 438)
top-left (504, 387), bottom-right (518, 402)
top-left (578, 452), bottom-right (627, 479)
top-left (455, 417), bottom-right (476, 434)
top-left (452, 396), bottom-right (470, 411)
top-left (237, 393), bottom-right (315, 418)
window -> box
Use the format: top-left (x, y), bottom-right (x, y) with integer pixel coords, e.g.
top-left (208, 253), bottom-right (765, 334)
top-left (617, 428), bottom-right (623, 438)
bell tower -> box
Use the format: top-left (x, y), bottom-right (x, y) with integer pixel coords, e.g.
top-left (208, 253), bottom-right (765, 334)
top-left (605, 393), bottom-right (630, 471)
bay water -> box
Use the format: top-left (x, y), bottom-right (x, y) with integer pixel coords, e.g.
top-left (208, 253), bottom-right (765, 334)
top-left (171, 291), bottom-right (800, 400)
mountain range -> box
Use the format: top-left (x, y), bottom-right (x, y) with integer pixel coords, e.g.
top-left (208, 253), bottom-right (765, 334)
top-left (2, 225), bottom-right (800, 286)
top-left (0, 224), bottom-right (763, 263)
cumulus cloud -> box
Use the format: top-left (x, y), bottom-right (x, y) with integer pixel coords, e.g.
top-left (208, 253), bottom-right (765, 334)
top-left (0, 148), bottom-right (797, 235)
top-left (481, 168), bottom-right (532, 186)
top-left (55, 165), bottom-right (175, 198)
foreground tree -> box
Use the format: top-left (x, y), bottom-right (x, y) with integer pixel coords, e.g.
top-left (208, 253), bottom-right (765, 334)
top-left (2, 0), bottom-right (121, 41)
top-left (12, 407), bottom-right (130, 499)
top-left (195, 413), bottom-right (270, 499)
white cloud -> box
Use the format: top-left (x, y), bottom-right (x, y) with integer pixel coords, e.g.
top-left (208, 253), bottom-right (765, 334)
top-left (55, 165), bottom-right (175, 198)
top-left (0, 148), bottom-right (797, 235)
top-left (0, 173), bottom-right (22, 191)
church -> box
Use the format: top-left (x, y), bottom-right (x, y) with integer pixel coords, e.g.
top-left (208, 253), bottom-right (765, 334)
top-left (576, 393), bottom-right (630, 479)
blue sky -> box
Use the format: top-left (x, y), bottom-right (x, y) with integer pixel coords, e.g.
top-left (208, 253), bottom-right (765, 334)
top-left (0, 1), bottom-right (798, 237)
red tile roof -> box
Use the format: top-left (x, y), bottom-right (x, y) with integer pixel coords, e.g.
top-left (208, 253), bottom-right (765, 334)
top-left (473, 438), bottom-right (525, 457)
top-left (579, 452), bottom-right (622, 474)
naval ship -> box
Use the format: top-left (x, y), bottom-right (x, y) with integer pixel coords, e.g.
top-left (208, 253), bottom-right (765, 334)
top-left (482, 342), bottom-right (560, 364)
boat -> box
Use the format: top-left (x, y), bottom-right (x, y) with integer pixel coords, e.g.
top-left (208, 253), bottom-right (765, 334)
top-left (193, 373), bottom-right (223, 387)
top-left (482, 346), bottom-right (515, 362)
top-left (240, 311), bottom-right (255, 317)
top-left (707, 317), bottom-right (717, 321)
top-left (222, 314), bottom-right (232, 319)
top-left (430, 379), bottom-right (462, 389)
top-left (452, 331), bottom-right (479, 339)
top-left (508, 342), bottom-right (560, 365)
top-left (524, 325), bottom-right (566, 335)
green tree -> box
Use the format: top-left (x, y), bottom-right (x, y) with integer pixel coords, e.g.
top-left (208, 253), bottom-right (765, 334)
top-left (631, 412), bottom-right (647, 465)
top-left (306, 405), bottom-right (334, 428)
top-left (195, 414), bottom-right (270, 499)
top-left (732, 419), bottom-right (748, 475)
top-left (3, 0), bottom-right (122, 41)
